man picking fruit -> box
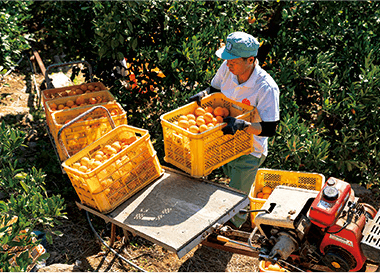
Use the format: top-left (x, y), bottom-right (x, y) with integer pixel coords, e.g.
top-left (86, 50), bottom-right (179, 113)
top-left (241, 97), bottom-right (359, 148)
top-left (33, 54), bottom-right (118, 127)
top-left (189, 31), bottom-right (280, 228)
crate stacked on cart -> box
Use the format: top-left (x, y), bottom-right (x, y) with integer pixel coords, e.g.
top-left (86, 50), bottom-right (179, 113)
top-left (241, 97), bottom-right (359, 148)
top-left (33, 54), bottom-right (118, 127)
top-left (51, 102), bottom-right (127, 162)
top-left (62, 125), bottom-right (163, 213)
top-left (160, 92), bottom-right (260, 178)
top-left (248, 168), bottom-right (325, 227)
top-left (42, 82), bottom-right (107, 104)
top-left (44, 89), bottom-right (116, 136)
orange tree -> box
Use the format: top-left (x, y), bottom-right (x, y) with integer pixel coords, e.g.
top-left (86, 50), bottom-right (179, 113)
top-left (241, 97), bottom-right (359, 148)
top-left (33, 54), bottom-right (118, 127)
top-left (28, 1), bottom-right (380, 189)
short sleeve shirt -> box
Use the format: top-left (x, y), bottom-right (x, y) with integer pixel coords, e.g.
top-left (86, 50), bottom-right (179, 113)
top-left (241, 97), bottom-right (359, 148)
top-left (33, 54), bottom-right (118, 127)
top-left (211, 60), bottom-right (280, 157)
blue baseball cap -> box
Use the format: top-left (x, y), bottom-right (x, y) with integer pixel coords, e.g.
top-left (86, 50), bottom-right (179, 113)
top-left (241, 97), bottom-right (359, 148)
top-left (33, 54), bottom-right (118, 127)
top-left (216, 32), bottom-right (260, 60)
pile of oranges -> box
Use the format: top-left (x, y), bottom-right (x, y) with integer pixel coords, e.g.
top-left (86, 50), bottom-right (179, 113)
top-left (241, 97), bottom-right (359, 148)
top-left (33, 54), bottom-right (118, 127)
top-left (256, 186), bottom-right (273, 199)
top-left (262, 261), bottom-right (288, 272)
top-left (71, 136), bottom-right (137, 174)
top-left (173, 106), bottom-right (230, 134)
top-left (49, 95), bottom-right (106, 112)
top-left (45, 83), bottom-right (101, 100)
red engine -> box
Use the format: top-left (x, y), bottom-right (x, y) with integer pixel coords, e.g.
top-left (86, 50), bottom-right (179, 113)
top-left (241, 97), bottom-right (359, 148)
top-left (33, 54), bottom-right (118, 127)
top-left (309, 178), bottom-right (368, 271)
top-left (253, 178), bottom-right (379, 272)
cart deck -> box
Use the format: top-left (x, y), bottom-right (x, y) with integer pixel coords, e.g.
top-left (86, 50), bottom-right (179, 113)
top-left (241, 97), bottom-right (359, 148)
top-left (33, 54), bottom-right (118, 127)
top-left (76, 166), bottom-right (249, 258)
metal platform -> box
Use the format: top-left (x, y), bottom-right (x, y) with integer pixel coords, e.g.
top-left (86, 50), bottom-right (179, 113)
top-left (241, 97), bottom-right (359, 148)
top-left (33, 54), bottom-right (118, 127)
top-left (76, 167), bottom-right (249, 258)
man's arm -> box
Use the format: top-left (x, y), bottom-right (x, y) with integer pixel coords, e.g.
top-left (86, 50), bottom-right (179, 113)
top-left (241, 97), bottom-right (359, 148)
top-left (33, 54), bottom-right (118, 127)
top-left (245, 120), bottom-right (279, 136)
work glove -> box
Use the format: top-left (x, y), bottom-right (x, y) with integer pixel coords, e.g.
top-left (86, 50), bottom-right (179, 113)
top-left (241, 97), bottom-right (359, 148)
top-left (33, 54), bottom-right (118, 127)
top-left (222, 116), bottom-right (250, 135)
top-left (188, 89), bottom-right (208, 106)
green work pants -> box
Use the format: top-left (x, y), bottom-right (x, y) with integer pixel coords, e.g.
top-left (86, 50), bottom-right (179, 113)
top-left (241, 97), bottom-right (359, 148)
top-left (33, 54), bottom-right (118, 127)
top-left (222, 154), bottom-right (266, 228)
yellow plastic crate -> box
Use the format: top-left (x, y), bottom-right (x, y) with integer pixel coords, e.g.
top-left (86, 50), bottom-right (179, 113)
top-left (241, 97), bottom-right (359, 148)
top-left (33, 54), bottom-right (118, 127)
top-left (42, 82), bottom-right (107, 104)
top-left (248, 168), bottom-right (325, 227)
top-left (160, 93), bottom-right (260, 178)
top-left (62, 125), bottom-right (163, 213)
top-left (44, 90), bottom-right (116, 135)
top-left (52, 103), bottom-right (127, 161)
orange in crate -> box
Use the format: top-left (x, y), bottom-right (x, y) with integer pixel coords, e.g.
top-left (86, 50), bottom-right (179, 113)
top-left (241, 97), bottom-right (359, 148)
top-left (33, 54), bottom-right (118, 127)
top-left (62, 125), bottom-right (163, 213)
top-left (42, 82), bottom-right (107, 104)
top-left (249, 168), bottom-right (325, 228)
top-left (51, 103), bottom-right (127, 161)
top-left (160, 93), bottom-right (260, 178)
top-left (44, 90), bottom-right (116, 135)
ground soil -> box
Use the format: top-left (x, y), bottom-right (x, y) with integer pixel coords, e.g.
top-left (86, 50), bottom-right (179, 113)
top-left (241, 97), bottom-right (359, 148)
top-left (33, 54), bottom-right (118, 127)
top-left (0, 59), bottom-right (261, 272)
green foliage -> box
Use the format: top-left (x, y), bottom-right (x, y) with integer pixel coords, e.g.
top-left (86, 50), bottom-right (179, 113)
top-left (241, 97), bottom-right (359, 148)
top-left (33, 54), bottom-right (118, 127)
top-left (10, 1), bottom-right (380, 189)
top-left (0, 1), bottom-right (33, 72)
top-left (265, 113), bottom-right (331, 175)
top-left (0, 122), bottom-right (66, 271)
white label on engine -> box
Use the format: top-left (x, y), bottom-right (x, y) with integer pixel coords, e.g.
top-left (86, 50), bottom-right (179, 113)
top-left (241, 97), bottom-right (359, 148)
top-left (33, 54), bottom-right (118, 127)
top-left (329, 234), bottom-right (354, 247)
top-left (317, 199), bottom-right (334, 210)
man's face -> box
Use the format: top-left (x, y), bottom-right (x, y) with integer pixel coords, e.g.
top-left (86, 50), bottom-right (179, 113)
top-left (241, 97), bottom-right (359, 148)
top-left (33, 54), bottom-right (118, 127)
top-left (226, 57), bottom-right (254, 76)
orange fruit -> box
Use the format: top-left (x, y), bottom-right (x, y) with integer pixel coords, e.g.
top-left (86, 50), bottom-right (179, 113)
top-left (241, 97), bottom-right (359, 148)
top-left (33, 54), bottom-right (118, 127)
top-left (67, 90), bottom-right (76, 96)
top-left (57, 104), bottom-right (65, 110)
top-left (80, 157), bottom-right (91, 167)
top-left (94, 86), bottom-right (100, 91)
top-left (50, 102), bottom-right (57, 109)
top-left (257, 192), bottom-right (264, 198)
top-left (222, 107), bottom-right (230, 117)
top-left (126, 136), bottom-right (137, 145)
top-left (195, 107), bottom-right (206, 116)
top-left (63, 106), bottom-right (70, 109)
top-left (111, 141), bottom-right (122, 152)
top-left (215, 115), bottom-right (224, 123)
top-left (207, 123), bottom-right (214, 129)
top-left (199, 124), bottom-right (209, 133)
top-left (178, 119), bottom-right (190, 129)
top-left (89, 97), bottom-right (97, 104)
top-left (262, 186), bottom-right (272, 194)
top-left (66, 100), bottom-right (74, 107)
top-left (94, 154), bottom-right (103, 162)
top-left (186, 113), bottom-right (196, 120)
top-left (212, 117), bottom-right (218, 125)
top-left (189, 125), bottom-right (199, 134)
top-left (178, 115), bottom-right (188, 122)
top-left (75, 88), bottom-right (83, 95)
top-left (110, 109), bottom-right (119, 116)
top-left (196, 116), bottom-right (206, 127)
top-left (214, 106), bottom-right (224, 117)
top-left (87, 84), bottom-right (95, 90)
top-left (78, 165), bottom-right (88, 173)
top-left (188, 119), bottom-right (197, 126)
top-left (80, 84), bottom-right (88, 91)
top-left (76, 96), bottom-right (85, 105)
top-left (203, 112), bottom-right (214, 124)
top-left (205, 106), bottom-right (214, 113)
top-left (91, 160), bottom-right (102, 169)
top-left (72, 162), bottom-right (81, 170)
top-left (263, 193), bottom-right (270, 199)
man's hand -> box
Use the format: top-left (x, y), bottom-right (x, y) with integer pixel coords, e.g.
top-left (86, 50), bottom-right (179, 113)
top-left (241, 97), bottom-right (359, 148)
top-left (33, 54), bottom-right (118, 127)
top-left (222, 116), bottom-right (250, 135)
top-left (188, 90), bottom-right (207, 106)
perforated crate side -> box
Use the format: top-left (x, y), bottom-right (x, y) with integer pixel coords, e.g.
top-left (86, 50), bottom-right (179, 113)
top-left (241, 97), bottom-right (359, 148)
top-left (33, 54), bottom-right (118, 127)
top-left (62, 125), bottom-right (163, 213)
top-left (249, 168), bottom-right (325, 227)
top-left (160, 93), bottom-right (258, 177)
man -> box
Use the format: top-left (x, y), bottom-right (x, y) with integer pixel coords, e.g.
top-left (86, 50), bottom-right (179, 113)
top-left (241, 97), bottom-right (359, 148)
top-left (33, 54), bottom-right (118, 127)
top-left (189, 31), bottom-right (280, 228)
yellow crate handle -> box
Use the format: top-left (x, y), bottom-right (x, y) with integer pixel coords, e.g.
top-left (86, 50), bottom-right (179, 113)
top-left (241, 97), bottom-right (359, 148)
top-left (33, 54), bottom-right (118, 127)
top-left (57, 105), bottom-right (115, 160)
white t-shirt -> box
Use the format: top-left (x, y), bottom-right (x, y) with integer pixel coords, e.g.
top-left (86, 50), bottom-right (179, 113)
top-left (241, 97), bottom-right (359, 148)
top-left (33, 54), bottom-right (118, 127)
top-left (211, 60), bottom-right (280, 158)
